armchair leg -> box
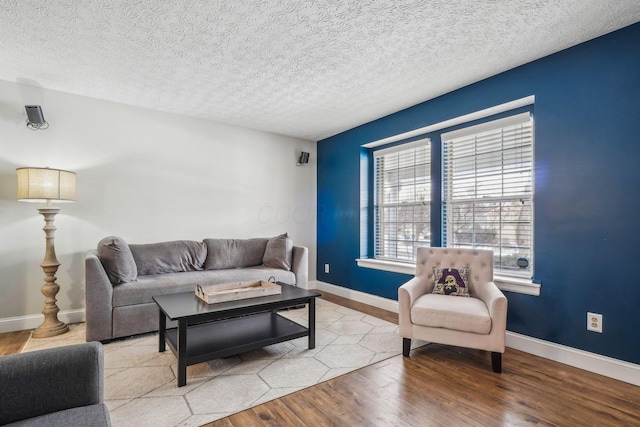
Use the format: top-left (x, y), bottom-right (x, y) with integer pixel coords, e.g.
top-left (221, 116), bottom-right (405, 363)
top-left (491, 352), bottom-right (502, 373)
top-left (403, 338), bottom-right (411, 356)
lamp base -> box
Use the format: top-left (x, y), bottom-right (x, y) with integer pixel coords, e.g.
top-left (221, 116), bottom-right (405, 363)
top-left (32, 320), bottom-right (69, 339)
top-left (30, 207), bottom-right (69, 339)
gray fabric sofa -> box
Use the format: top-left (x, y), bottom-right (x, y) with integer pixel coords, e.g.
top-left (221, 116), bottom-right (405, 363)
top-left (0, 342), bottom-right (110, 426)
top-left (85, 233), bottom-right (308, 342)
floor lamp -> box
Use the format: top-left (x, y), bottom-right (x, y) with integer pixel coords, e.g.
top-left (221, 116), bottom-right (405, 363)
top-left (17, 167), bottom-right (76, 338)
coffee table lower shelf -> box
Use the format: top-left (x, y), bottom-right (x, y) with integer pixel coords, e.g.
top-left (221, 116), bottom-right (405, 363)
top-left (164, 312), bottom-right (309, 383)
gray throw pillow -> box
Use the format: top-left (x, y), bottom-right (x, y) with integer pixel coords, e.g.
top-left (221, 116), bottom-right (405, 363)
top-left (203, 238), bottom-right (269, 270)
top-left (129, 240), bottom-right (207, 276)
top-left (263, 233), bottom-right (293, 270)
top-left (97, 236), bottom-right (137, 285)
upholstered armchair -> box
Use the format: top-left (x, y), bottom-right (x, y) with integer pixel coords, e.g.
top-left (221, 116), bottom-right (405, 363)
top-left (0, 342), bottom-right (111, 426)
top-left (398, 247), bottom-right (508, 372)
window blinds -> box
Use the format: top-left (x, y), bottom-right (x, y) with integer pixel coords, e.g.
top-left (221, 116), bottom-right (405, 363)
top-left (374, 139), bottom-right (431, 261)
top-left (442, 112), bottom-right (533, 274)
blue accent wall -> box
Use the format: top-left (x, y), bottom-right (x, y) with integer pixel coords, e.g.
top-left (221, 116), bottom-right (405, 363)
top-left (317, 23), bottom-right (640, 364)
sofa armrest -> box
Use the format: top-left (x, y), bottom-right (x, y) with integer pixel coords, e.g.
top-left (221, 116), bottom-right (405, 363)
top-left (290, 245), bottom-right (308, 288)
top-left (0, 342), bottom-right (105, 425)
top-left (85, 250), bottom-right (114, 342)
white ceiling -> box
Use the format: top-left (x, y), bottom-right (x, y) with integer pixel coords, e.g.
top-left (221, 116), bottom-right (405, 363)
top-left (1, 1), bottom-right (639, 141)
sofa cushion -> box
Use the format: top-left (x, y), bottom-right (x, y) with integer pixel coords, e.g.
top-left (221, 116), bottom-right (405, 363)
top-left (411, 293), bottom-right (491, 334)
top-left (203, 238), bottom-right (268, 270)
top-left (112, 267), bottom-right (295, 306)
top-left (263, 233), bottom-right (293, 270)
top-left (129, 240), bottom-right (207, 276)
top-left (97, 236), bottom-right (137, 285)
top-left (432, 267), bottom-right (470, 297)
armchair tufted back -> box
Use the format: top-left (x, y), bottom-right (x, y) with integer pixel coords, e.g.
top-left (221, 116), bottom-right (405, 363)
top-left (415, 247), bottom-right (494, 294)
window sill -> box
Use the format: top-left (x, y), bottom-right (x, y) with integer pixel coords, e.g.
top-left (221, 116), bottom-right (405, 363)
top-left (355, 258), bottom-right (540, 296)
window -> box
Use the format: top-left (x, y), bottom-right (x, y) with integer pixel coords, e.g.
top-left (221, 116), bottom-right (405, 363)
top-left (362, 98), bottom-right (537, 291)
top-left (442, 113), bottom-right (533, 276)
top-left (374, 139), bottom-right (431, 261)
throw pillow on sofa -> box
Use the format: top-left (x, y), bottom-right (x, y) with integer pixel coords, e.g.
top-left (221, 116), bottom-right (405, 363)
top-left (97, 236), bottom-right (137, 285)
top-left (129, 240), bottom-right (207, 275)
top-left (204, 238), bottom-right (269, 270)
top-left (263, 233), bottom-right (293, 270)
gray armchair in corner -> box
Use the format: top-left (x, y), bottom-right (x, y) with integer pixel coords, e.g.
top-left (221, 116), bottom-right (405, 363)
top-left (0, 341), bottom-right (111, 426)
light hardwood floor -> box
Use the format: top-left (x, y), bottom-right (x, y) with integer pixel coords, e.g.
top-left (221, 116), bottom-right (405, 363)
top-left (0, 329), bottom-right (30, 356)
top-left (205, 292), bottom-right (640, 427)
top-left (1, 293), bottom-right (638, 426)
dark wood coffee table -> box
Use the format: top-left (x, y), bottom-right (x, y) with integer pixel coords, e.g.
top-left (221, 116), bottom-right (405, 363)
top-left (153, 283), bottom-right (320, 387)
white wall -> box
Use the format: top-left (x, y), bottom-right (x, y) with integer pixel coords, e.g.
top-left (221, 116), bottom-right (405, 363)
top-left (0, 80), bottom-right (317, 330)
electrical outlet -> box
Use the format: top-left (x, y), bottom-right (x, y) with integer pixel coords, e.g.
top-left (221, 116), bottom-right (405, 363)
top-left (587, 312), bottom-right (603, 333)
top-left (324, 263), bottom-right (330, 274)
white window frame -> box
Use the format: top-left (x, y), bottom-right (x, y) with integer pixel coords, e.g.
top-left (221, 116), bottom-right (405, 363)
top-left (373, 138), bottom-right (431, 262)
top-left (358, 97), bottom-right (540, 295)
top-left (441, 112), bottom-right (534, 278)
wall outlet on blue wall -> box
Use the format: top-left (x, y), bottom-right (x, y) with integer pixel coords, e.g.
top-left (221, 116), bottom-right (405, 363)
top-left (324, 264), bottom-right (330, 274)
top-left (587, 312), bottom-right (603, 333)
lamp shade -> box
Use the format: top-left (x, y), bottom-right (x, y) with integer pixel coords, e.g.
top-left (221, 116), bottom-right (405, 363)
top-left (16, 167), bottom-right (76, 203)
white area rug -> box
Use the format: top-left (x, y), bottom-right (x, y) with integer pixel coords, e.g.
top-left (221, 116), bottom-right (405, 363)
top-left (22, 299), bottom-right (403, 427)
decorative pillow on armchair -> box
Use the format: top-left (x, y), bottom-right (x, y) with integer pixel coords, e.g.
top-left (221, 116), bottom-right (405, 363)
top-left (432, 267), bottom-right (470, 297)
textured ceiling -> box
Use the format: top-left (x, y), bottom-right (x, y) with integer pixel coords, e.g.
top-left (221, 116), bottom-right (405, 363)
top-left (1, 1), bottom-right (639, 141)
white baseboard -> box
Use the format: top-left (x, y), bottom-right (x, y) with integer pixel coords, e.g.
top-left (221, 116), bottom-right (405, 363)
top-left (312, 280), bottom-right (399, 313)
top-left (0, 309), bottom-right (85, 334)
top-left (312, 280), bottom-right (640, 386)
top-left (506, 331), bottom-right (640, 386)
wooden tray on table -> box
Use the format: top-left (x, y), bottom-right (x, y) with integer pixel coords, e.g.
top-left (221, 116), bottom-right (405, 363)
top-left (195, 280), bottom-right (281, 304)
